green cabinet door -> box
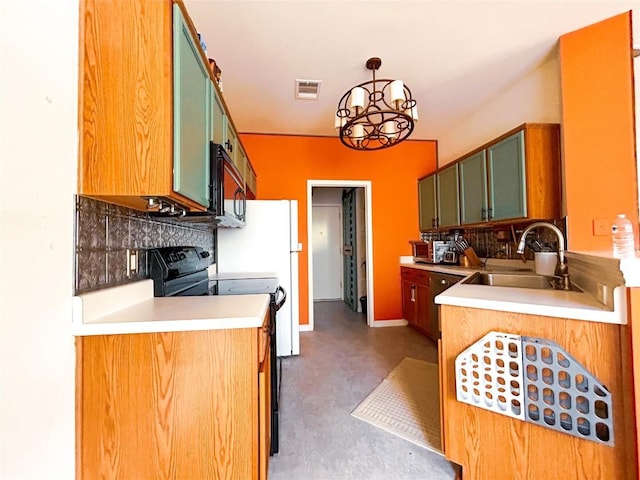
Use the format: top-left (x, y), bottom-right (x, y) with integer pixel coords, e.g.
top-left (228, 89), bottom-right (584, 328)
top-left (459, 151), bottom-right (488, 224)
top-left (437, 163), bottom-right (460, 228)
top-left (211, 86), bottom-right (225, 145)
top-left (487, 131), bottom-right (527, 221)
top-left (418, 175), bottom-right (437, 230)
top-left (172, 4), bottom-right (210, 208)
top-left (224, 120), bottom-right (238, 165)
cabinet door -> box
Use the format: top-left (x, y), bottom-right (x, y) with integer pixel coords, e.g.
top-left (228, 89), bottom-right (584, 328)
top-left (211, 86), bottom-right (225, 145)
top-left (173, 4), bottom-right (211, 208)
top-left (418, 175), bottom-right (437, 230)
top-left (459, 150), bottom-right (488, 225)
top-left (487, 131), bottom-right (527, 221)
top-left (415, 282), bottom-right (431, 336)
top-left (235, 142), bottom-right (248, 189)
top-left (258, 342), bottom-right (271, 480)
top-left (437, 164), bottom-right (460, 228)
top-left (224, 120), bottom-right (239, 165)
top-left (401, 278), bottom-right (417, 325)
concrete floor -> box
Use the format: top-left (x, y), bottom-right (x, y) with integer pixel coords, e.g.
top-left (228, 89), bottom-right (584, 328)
top-left (268, 300), bottom-right (457, 480)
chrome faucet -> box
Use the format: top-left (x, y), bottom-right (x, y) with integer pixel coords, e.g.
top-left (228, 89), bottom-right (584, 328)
top-left (516, 221), bottom-right (571, 290)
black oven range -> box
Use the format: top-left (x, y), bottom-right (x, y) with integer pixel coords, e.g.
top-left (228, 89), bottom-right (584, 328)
top-left (148, 246), bottom-right (285, 455)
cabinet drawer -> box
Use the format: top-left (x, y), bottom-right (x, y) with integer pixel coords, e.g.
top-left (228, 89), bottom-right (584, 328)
top-left (401, 267), bottom-right (429, 284)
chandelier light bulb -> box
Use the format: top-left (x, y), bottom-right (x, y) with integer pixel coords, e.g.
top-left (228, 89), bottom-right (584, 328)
top-left (406, 105), bottom-right (419, 122)
top-left (390, 80), bottom-right (405, 106)
top-left (382, 121), bottom-right (398, 139)
top-left (351, 123), bottom-right (364, 139)
top-left (350, 87), bottom-right (366, 110)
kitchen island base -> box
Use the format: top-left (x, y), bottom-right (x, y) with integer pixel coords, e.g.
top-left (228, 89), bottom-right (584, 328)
top-left (439, 305), bottom-right (636, 480)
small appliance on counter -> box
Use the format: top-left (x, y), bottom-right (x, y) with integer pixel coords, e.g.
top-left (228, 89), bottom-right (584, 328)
top-left (442, 250), bottom-right (459, 264)
top-left (410, 240), bottom-right (453, 264)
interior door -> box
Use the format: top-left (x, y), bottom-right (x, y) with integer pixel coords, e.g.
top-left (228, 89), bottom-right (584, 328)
top-left (311, 206), bottom-right (342, 300)
top-left (342, 189), bottom-right (358, 311)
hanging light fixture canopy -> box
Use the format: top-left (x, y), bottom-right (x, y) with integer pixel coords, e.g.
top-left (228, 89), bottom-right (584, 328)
top-left (335, 57), bottom-right (418, 151)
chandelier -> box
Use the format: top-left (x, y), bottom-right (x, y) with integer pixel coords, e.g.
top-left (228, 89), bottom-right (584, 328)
top-left (335, 57), bottom-right (418, 151)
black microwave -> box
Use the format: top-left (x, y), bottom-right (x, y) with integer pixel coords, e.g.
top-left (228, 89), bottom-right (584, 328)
top-left (171, 142), bottom-right (246, 227)
top-left (211, 142), bottom-right (246, 227)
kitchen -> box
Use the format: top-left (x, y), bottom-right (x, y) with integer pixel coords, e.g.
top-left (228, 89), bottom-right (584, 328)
top-left (1, 1), bottom-right (640, 480)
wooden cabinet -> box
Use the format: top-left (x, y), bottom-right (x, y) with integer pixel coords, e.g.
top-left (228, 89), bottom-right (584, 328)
top-left (76, 312), bottom-right (272, 479)
top-left (79, 0), bottom-right (210, 212)
top-left (79, 0), bottom-right (259, 213)
top-left (418, 175), bottom-right (437, 230)
top-left (401, 267), bottom-right (436, 341)
top-left (172, 4), bottom-right (211, 207)
top-left (459, 123), bottom-right (561, 226)
top-left (418, 163), bottom-right (460, 231)
top-left (459, 150), bottom-right (487, 225)
top-left (437, 163), bottom-right (460, 228)
top-left (212, 85), bottom-right (226, 145)
top-left (439, 305), bottom-right (636, 479)
top-left (421, 123), bottom-right (561, 231)
top-left (246, 159), bottom-right (258, 200)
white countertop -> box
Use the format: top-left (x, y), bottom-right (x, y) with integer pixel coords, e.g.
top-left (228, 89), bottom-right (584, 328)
top-left (401, 259), bottom-right (628, 325)
top-left (72, 279), bottom-right (270, 336)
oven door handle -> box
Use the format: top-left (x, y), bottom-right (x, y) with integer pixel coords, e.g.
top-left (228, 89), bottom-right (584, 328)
top-left (274, 285), bottom-right (287, 312)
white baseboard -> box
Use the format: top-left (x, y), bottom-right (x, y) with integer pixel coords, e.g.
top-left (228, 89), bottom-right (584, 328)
top-left (372, 319), bottom-right (408, 328)
top-left (299, 324), bottom-right (313, 332)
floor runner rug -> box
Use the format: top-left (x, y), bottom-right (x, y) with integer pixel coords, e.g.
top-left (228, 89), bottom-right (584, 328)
top-left (351, 357), bottom-right (443, 455)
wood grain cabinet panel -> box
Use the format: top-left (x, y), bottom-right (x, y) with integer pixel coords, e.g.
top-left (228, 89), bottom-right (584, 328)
top-left (439, 305), bottom-right (637, 480)
top-left (460, 123), bottom-right (562, 226)
top-left (76, 312), bottom-right (271, 479)
top-left (79, 0), bottom-right (260, 212)
top-left (401, 267), bottom-right (436, 342)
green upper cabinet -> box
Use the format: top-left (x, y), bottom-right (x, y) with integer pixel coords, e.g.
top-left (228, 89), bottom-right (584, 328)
top-left (224, 121), bottom-right (240, 168)
top-left (459, 151), bottom-right (488, 225)
top-left (416, 124), bottom-right (560, 230)
top-left (172, 4), bottom-right (210, 208)
top-left (211, 85), bottom-right (225, 145)
top-left (436, 164), bottom-right (460, 228)
top-left (418, 175), bottom-right (437, 230)
top-left (487, 130), bottom-right (526, 221)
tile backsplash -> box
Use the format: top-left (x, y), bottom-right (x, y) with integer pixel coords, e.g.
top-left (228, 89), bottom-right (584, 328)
top-left (422, 218), bottom-right (567, 261)
top-left (75, 196), bottom-right (215, 293)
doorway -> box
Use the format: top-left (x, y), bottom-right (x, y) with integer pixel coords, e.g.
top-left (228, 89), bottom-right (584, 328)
top-left (311, 205), bottom-right (342, 300)
top-left (307, 180), bottom-right (373, 330)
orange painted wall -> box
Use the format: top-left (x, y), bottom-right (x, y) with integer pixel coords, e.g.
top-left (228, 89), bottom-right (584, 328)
top-left (559, 11), bottom-right (638, 251)
top-left (239, 134), bottom-right (437, 325)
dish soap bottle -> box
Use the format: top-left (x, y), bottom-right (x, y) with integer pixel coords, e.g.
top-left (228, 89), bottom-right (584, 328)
top-left (612, 214), bottom-right (635, 258)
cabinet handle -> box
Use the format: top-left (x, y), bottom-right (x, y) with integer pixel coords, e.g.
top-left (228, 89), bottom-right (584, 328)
top-left (411, 284), bottom-right (416, 302)
top-left (481, 207), bottom-right (486, 221)
top-left (488, 207), bottom-right (493, 219)
top-left (431, 218), bottom-right (436, 228)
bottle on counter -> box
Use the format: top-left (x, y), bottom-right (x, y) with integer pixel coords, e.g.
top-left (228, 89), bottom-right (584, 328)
top-left (611, 214), bottom-right (635, 258)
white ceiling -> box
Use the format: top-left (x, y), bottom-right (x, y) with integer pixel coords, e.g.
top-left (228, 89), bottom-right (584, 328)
top-left (184, 1), bottom-right (638, 142)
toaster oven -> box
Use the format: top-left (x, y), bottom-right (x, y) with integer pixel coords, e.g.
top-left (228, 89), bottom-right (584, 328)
top-left (410, 240), bottom-right (450, 264)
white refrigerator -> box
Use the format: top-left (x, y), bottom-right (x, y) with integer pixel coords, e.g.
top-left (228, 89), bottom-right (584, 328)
top-left (217, 200), bottom-right (300, 356)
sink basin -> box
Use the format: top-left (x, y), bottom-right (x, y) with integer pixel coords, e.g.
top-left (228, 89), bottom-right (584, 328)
top-left (462, 272), bottom-right (582, 292)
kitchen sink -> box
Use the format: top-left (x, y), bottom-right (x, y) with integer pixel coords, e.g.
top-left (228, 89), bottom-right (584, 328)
top-left (462, 272), bottom-right (582, 292)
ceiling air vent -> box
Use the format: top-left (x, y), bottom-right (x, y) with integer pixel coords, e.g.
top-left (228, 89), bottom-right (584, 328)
top-left (295, 79), bottom-right (321, 100)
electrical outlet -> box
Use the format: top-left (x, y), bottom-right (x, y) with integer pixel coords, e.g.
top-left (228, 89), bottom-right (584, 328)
top-left (126, 248), bottom-right (138, 277)
top-left (596, 283), bottom-right (608, 305)
top-left (593, 219), bottom-right (610, 236)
